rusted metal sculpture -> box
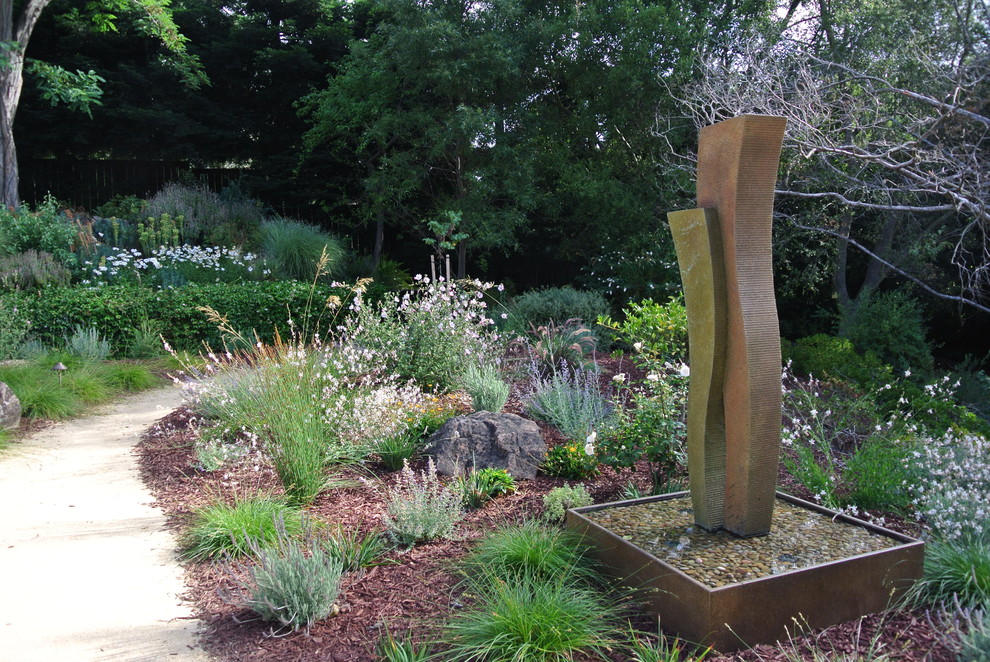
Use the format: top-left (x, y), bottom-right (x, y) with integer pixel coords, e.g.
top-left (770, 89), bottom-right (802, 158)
top-left (668, 114), bottom-right (787, 537)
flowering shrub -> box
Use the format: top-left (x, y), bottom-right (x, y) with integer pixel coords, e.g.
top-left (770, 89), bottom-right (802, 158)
top-left (341, 276), bottom-right (501, 391)
top-left (909, 432), bottom-right (990, 541)
top-left (781, 368), bottom-right (920, 513)
top-left (597, 370), bottom-right (687, 493)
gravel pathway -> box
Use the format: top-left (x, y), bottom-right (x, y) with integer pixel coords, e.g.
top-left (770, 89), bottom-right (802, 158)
top-left (0, 387), bottom-right (208, 662)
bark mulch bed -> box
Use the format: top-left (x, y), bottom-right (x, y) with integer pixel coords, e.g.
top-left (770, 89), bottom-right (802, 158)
top-left (137, 398), bottom-right (956, 662)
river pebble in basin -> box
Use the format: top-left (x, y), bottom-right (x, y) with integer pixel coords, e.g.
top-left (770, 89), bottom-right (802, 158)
top-left (584, 496), bottom-right (900, 588)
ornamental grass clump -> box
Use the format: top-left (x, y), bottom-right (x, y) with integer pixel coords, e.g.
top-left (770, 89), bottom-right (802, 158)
top-left (181, 495), bottom-right (307, 562)
top-left (383, 458), bottom-right (463, 547)
top-left (461, 521), bottom-right (594, 582)
top-left (221, 524), bottom-right (345, 634)
top-left (444, 571), bottom-right (619, 662)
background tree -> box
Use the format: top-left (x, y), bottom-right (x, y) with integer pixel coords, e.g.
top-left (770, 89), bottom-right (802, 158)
top-left (1, 0), bottom-right (204, 206)
top-left (668, 0), bottom-right (990, 326)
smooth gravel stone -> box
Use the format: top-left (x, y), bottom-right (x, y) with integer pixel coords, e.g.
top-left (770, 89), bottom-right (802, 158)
top-left (584, 495), bottom-right (901, 588)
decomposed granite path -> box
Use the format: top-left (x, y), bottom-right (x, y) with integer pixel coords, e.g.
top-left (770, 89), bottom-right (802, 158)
top-left (0, 386), bottom-right (209, 662)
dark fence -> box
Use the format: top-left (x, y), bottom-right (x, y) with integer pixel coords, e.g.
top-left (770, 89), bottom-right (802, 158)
top-left (20, 159), bottom-right (249, 211)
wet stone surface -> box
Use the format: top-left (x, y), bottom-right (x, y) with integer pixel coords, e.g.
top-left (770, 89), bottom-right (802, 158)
top-left (584, 496), bottom-right (900, 588)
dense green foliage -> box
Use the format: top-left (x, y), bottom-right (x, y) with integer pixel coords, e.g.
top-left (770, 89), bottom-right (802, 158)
top-left (181, 496), bottom-right (308, 561)
top-left (6, 281), bottom-right (349, 351)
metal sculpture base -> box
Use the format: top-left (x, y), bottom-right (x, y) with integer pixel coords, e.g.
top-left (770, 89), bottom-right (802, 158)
top-left (566, 493), bottom-right (923, 653)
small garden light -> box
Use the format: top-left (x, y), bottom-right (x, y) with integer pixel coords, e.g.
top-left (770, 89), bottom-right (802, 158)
top-left (52, 362), bottom-right (67, 385)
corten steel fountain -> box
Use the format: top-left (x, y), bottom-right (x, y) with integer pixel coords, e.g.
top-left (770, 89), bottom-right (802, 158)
top-left (565, 115), bottom-right (924, 652)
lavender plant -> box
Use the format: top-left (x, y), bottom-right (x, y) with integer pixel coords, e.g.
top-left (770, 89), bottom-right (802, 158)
top-left (525, 361), bottom-right (614, 442)
top-left (382, 458), bottom-right (463, 546)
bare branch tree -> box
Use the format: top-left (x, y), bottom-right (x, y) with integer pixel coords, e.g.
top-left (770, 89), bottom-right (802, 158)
top-left (660, 0), bottom-right (990, 316)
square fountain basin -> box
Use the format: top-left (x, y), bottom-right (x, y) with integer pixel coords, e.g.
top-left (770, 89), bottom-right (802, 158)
top-left (566, 491), bottom-right (924, 653)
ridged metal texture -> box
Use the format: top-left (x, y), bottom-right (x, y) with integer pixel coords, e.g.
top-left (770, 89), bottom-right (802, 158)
top-left (695, 114), bottom-right (787, 537)
top-left (667, 208), bottom-right (727, 531)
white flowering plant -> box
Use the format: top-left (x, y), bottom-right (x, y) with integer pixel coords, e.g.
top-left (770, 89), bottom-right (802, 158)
top-left (908, 432), bottom-right (990, 542)
top-left (77, 243), bottom-right (269, 288)
top-left (780, 363), bottom-right (928, 514)
top-left (340, 276), bottom-right (502, 391)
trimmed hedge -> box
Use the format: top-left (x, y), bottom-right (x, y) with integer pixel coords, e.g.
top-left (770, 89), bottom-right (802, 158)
top-left (8, 281), bottom-right (351, 352)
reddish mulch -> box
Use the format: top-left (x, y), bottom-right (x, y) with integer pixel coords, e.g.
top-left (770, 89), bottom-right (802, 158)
top-left (137, 397), bottom-right (955, 662)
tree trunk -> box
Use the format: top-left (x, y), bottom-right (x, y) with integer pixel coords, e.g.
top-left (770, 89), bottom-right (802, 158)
top-left (0, 101), bottom-right (17, 207)
top-left (0, 0), bottom-right (56, 207)
top-left (372, 206), bottom-right (384, 270)
top-left (456, 238), bottom-right (466, 278)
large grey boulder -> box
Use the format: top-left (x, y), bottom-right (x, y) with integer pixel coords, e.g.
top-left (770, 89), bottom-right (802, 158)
top-left (0, 381), bottom-right (21, 430)
top-left (423, 412), bottom-right (547, 479)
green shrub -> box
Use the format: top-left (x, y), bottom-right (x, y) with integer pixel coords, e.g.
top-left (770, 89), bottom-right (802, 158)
top-left (94, 194), bottom-right (145, 222)
top-left (383, 458), bottom-right (463, 547)
top-left (222, 527), bottom-right (345, 634)
top-left (462, 521), bottom-right (593, 581)
top-left (542, 483), bottom-right (592, 522)
top-left (456, 467), bottom-right (516, 509)
top-left (5, 281), bottom-right (351, 352)
top-left (525, 364), bottom-right (614, 442)
top-left (0, 196), bottom-right (77, 264)
top-left (260, 217), bottom-right (346, 281)
top-left (541, 443), bottom-right (599, 479)
top-left (0, 250), bottom-right (71, 290)
top-left (0, 297), bottom-right (29, 360)
top-left (842, 291), bottom-right (933, 374)
top-left (462, 363), bottom-right (509, 412)
top-left (598, 297), bottom-right (688, 363)
top-left (181, 496), bottom-right (307, 562)
top-left (444, 572), bottom-right (618, 662)
top-left (786, 334), bottom-right (892, 388)
top-left (507, 286), bottom-right (610, 333)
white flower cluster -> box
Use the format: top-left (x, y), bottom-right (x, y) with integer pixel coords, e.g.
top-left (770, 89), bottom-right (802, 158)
top-left (79, 244), bottom-right (268, 287)
top-left (908, 432), bottom-right (990, 540)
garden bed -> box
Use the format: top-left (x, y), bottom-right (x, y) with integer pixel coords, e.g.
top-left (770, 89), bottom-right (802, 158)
top-left (137, 397), bottom-right (955, 661)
